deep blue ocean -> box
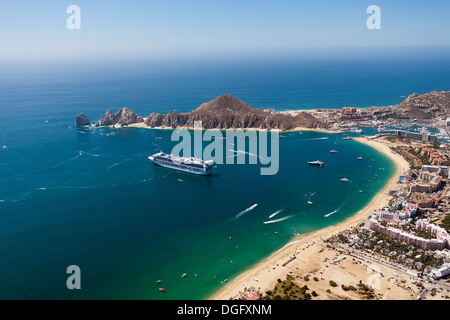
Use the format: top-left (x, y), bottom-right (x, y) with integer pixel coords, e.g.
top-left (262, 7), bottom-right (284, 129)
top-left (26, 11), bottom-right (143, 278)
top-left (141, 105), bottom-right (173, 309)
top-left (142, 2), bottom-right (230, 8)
top-left (0, 59), bottom-right (449, 299)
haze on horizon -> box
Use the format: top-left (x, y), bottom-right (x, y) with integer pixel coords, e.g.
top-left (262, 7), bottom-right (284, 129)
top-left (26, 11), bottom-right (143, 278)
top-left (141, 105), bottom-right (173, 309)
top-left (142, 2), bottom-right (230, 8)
top-left (1, 0), bottom-right (450, 65)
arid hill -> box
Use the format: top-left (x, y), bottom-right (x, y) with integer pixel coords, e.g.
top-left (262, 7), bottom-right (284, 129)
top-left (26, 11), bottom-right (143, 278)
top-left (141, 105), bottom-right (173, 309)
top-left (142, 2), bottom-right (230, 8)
top-left (397, 91), bottom-right (450, 119)
top-left (144, 94), bottom-right (328, 130)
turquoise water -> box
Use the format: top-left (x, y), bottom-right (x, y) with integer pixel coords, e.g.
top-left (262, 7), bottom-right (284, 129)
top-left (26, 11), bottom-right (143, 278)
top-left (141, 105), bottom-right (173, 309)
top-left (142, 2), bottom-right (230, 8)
top-left (0, 59), bottom-right (447, 299)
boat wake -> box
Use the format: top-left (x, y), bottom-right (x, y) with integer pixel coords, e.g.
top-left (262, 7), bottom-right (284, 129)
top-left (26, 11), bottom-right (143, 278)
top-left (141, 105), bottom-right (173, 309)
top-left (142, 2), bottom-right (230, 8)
top-left (229, 149), bottom-right (269, 161)
top-left (228, 204), bottom-right (258, 222)
top-left (299, 137), bottom-right (329, 141)
top-left (79, 151), bottom-right (102, 157)
top-left (324, 210), bottom-right (338, 218)
top-left (324, 200), bottom-right (349, 218)
top-left (268, 208), bottom-right (284, 219)
top-left (263, 215), bottom-right (294, 224)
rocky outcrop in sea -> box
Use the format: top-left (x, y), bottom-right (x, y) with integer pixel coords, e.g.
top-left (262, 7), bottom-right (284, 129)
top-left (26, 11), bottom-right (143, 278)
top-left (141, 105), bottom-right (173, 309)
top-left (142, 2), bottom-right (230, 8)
top-left (75, 113), bottom-right (90, 126)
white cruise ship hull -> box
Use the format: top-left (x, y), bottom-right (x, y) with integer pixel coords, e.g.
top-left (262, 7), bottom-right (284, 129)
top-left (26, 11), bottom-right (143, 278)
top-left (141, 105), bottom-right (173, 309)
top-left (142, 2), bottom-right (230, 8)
top-left (148, 154), bottom-right (212, 176)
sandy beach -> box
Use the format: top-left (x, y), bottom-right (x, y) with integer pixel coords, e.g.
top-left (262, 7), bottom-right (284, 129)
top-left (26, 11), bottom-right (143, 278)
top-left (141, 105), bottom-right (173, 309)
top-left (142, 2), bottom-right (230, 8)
top-left (210, 136), bottom-right (415, 300)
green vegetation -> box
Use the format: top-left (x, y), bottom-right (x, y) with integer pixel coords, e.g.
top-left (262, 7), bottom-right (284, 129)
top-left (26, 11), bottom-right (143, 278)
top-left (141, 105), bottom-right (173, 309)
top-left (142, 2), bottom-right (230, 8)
top-left (263, 275), bottom-right (312, 300)
top-left (440, 214), bottom-right (450, 232)
top-left (407, 147), bottom-right (431, 166)
top-left (329, 280), bottom-right (338, 287)
top-left (356, 281), bottom-right (376, 299)
top-left (341, 284), bottom-right (357, 291)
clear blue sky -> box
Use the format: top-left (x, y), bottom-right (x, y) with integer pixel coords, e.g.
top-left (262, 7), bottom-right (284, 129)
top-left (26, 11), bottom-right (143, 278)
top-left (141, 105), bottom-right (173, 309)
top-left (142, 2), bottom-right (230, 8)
top-left (1, 0), bottom-right (450, 63)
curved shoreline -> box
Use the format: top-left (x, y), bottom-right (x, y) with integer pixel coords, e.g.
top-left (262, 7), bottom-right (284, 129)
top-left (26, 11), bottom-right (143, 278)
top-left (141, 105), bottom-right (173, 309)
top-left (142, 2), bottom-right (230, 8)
top-left (209, 136), bottom-right (410, 300)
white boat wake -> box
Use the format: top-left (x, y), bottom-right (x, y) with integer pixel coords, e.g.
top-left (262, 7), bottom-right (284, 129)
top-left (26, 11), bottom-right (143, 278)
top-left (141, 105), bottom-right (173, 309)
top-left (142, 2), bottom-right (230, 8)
top-left (299, 137), bottom-right (329, 141)
top-left (228, 204), bottom-right (258, 222)
top-left (324, 210), bottom-right (338, 218)
top-left (263, 215), bottom-right (294, 224)
top-left (268, 209), bottom-right (284, 219)
top-left (229, 149), bottom-right (269, 161)
top-left (324, 200), bottom-right (349, 218)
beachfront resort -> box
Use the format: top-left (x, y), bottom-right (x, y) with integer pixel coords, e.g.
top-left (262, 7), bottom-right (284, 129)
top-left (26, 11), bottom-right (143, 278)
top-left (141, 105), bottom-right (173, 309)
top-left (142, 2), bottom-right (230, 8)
top-left (215, 93), bottom-right (450, 301)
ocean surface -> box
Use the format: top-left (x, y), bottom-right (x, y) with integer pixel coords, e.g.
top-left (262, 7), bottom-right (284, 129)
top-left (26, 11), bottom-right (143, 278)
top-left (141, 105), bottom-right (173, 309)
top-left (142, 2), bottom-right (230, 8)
top-left (0, 59), bottom-right (449, 299)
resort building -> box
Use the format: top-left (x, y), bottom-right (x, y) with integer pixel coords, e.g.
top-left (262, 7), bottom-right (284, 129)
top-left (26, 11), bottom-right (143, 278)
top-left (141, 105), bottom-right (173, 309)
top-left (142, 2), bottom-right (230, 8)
top-left (365, 219), bottom-right (449, 251)
top-left (416, 219), bottom-right (450, 246)
top-left (446, 117), bottom-right (450, 127)
top-left (421, 165), bottom-right (450, 178)
top-left (372, 200), bottom-right (418, 223)
top-left (431, 263), bottom-right (450, 279)
top-left (410, 183), bottom-right (434, 194)
top-left (395, 130), bottom-right (438, 142)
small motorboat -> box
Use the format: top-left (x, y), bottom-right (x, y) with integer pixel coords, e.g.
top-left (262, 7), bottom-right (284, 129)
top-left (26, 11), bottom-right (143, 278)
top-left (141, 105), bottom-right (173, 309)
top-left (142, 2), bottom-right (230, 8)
top-left (159, 288), bottom-right (165, 292)
top-left (340, 178), bottom-right (350, 182)
top-left (182, 273), bottom-right (187, 278)
top-left (156, 280), bottom-right (162, 284)
top-left (307, 201), bottom-right (314, 205)
top-left (357, 157), bottom-right (363, 160)
top-left (308, 160), bottom-right (327, 167)
top-left (330, 150), bottom-right (338, 153)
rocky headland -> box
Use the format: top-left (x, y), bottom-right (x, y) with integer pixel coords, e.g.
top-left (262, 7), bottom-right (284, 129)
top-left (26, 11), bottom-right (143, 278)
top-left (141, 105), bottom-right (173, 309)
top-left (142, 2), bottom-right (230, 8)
top-left (397, 91), bottom-right (450, 119)
top-left (75, 91), bottom-right (450, 130)
top-left (76, 94), bottom-right (328, 131)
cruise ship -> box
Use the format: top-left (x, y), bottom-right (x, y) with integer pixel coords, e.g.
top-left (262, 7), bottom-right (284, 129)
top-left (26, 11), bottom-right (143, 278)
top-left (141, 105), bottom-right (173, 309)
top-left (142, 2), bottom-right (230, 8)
top-left (148, 152), bottom-right (214, 175)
